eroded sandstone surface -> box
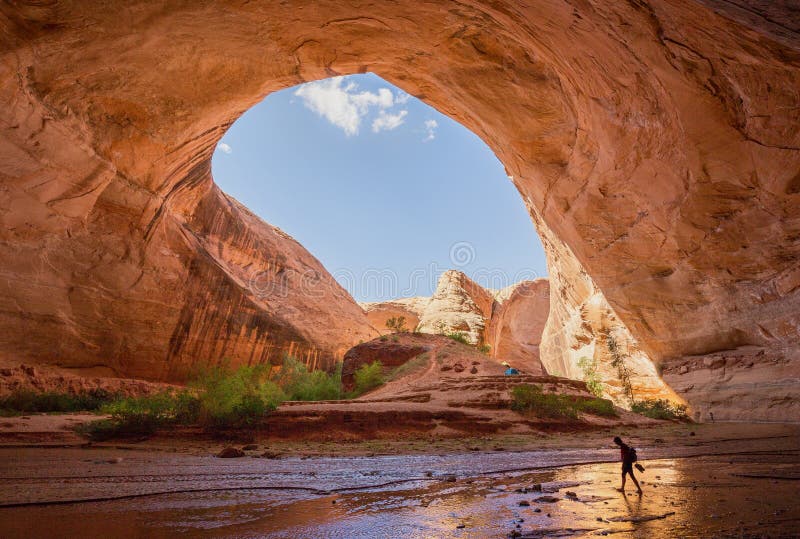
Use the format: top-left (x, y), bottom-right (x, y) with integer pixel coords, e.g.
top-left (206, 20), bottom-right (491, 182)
top-left (0, 1), bottom-right (798, 418)
top-left (485, 279), bottom-right (550, 374)
top-left (416, 270), bottom-right (494, 344)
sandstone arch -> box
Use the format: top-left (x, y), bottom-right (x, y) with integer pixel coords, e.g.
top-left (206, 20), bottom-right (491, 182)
top-left (1, 1), bottom-right (798, 419)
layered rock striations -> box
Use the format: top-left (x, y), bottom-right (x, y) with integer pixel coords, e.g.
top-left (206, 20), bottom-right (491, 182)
top-left (0, 1), bottom-right (798, 417)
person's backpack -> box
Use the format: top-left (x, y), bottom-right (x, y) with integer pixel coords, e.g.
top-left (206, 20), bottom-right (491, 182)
top-left (629, 447), bottom-right (638, 462)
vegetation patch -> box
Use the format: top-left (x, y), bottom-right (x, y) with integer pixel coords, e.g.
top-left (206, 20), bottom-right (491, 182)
top-left (0, 389), bottom-right (119, 416)
top-left (352, 361), bottom-right (385, 395)
top-left (577, 356), bottom-right (604, 397)
top-left (275, 357), bottom-right (343, 401)
top-left (385, 316), bottom-right (408, 333)
top-left (86, 390), bottom-right (200, 439)
top-left (445, 331), bottom-right (471, 345)
top-left (511, 384), bottom-right (618, 419)
top-left (79, 356), bottom-right (392, 440)
top-left (631, 399), bottom-right (689, 420)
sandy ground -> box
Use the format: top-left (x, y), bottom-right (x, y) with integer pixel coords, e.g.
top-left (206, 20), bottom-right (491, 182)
top-left (0, 423), bottom-right (797, 538)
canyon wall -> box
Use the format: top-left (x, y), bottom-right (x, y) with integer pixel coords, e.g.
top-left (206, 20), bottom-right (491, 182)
top-left (485, 280), bottom-right (550, 375)
top-left (0, 1), bottom-right (798, 417)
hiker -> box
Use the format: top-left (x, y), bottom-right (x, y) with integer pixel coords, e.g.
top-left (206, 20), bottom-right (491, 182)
top-left (501, 361), bottom-right (519, 375)
top-left (613, 436), bottom-right (643, 494)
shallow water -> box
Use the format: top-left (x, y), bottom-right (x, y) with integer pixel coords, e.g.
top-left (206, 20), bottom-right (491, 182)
top-left (1, 439), bottom-right (798, 538)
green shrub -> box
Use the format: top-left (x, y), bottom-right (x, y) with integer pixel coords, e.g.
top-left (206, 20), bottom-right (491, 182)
top-left (80, 358), bottom-right (369, 440)
top-left (274, 357), bottom-right (342, 401)
top-left (77, 419), bottom-right (125, 441)
top-left (87, 363), bottom-right (287, 438)
top-left (478, 343), bottom-right (491, 355)
top-left (510, 384), bottom-right (617, 419)
top-left (193, 363), bottom-right (284, 428)
top-left (511, 384), bottom-right (578, 419)
top-left (446, 332), bottom-right (470, 345)
top-left (100, 390), bottom-right (199, 436)
top-left (632, 399), bottom-right (688, 420)
top-left (577, 356), bottom-right (604, 397)
top-left (353, 361), bottom-right (384, 395)
top-left (576, 396), bottom-right (617, 417)
top-left (0, 388), bottom-right (118, 415)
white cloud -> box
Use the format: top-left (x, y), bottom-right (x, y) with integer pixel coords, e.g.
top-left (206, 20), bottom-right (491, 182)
top-left (372, 109), bottom-right (408, 133)
top-left (294, 76), bottom-right (403, 136)
top-left (217, 142), bottom-right (232, 154)
top-left (294, 77), bottom-right (362, 136)
top-left (396, 92), bottom-right (411, 105)
top-left (423, 119), bottom-right (438, 141)
top-left (352, 87), bottom-right (394, 111)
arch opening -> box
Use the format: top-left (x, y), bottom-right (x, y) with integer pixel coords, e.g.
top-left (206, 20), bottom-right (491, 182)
top-left (210, 73), bottom-right (548, 304)
top-left (0, 0), bottom-right (797, 420)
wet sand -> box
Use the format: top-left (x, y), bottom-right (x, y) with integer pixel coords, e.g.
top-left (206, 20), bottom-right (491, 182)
top-left (0, 423), bottom-right (798, 538)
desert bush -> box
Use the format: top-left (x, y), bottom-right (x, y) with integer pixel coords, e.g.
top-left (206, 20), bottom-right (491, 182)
top-left (0, 388), bottom-right (118, 415)
top-left (605, 330), bottom-right (635, 405)
top-left (273, 356), bottom-right (342, 401)
top-left (353, 361), bottom-right (384, 395)
top-left (192, 364), bottom-right (284, 428)
top-left (478, 343), bottom-right (491, 355)
top-left (511, 384), bottom-right (618, 419)
top-left (99, 390), bottom-right (199, 437)
top-left (86, 364), bottom-right (286, 438)
top-left (631, 399), bottom-right (688, 420)
top-left (511, 384), bottom-right (578, 419)
top-left (445, 332), bottom-right (470, 345)
top-left (577, 356), bottom-right (604, 397)
top-left (575, 396), bottom-right (617, 417)
top-left (385, 316), bottom-right (408, 333)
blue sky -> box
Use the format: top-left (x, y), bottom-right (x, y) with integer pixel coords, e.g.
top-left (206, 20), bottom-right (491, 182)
top-left (212, 73), bottom-right (547, 303)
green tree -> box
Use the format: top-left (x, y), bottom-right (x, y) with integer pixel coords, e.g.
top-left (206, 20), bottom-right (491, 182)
top-left (577, 356), bottom-right (603, 397)
top-left (605, 330), bottom-right (635, 405)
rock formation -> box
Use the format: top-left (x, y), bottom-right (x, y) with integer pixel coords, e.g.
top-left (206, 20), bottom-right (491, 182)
top-left (0, 1), bottom-right (798, 418)
top-left (367, 272), bottom-right (549, 375)
top-left (485, 279), bottom-right (550, 375)
top-left (537, 224), bottom-right (682, 405)
top-left (360, 297), bottom-right (429, 335)
top-left (416, 270), bottom-right (494, 344)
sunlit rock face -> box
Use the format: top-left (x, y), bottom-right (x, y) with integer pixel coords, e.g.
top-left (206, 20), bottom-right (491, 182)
top-left (537, 222), bottom-right (682, 407)
top-left (416, 270), bottom-right (494, 345)
top-left (485, 280), bottom-right (549, 374)
top-left (365, 273), bottom-right (548, 373)
top-left (0, 1), bottom-right (798, 417)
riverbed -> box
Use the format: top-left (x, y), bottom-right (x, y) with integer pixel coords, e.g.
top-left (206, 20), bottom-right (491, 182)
top-left (0, 424), bottom-right (798, 538)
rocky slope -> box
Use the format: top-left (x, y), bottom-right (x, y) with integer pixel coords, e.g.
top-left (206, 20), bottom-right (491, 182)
top-left (363, 272), bottom-right (549, 374)
top-left (0, 1), bottom-right (798, 418)
top-left (274, 333), bottom-right (651, 441)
